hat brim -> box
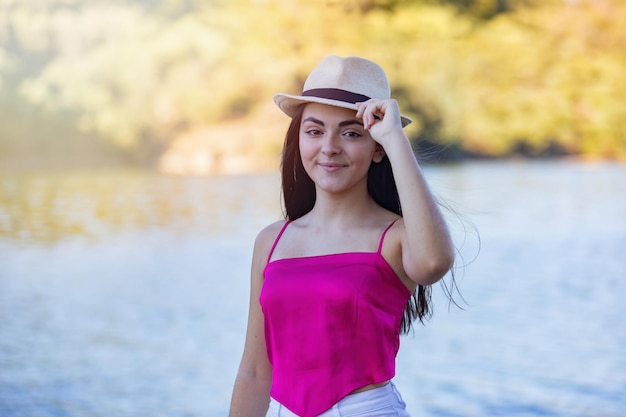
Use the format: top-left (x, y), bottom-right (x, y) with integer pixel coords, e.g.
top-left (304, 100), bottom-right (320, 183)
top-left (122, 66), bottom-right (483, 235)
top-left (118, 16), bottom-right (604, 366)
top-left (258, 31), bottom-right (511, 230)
top-left (273, 93), bottom-right (412, 128)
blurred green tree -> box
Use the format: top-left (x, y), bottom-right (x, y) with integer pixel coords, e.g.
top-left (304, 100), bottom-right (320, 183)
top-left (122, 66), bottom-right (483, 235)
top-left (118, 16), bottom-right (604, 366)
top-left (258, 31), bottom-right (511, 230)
top-left (1, 0), bottom-right (625, 167)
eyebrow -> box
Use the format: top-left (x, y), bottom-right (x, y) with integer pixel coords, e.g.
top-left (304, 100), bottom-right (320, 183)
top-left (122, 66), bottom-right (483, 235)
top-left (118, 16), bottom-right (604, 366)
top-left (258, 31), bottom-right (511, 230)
top-left (302, 117), bottom-right (363, 127)
top-left (339, 119), bottom-right (364, 127)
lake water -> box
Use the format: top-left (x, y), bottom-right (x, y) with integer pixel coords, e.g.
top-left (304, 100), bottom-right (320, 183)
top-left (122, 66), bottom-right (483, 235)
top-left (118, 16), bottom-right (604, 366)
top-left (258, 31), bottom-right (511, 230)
top-left (0, 160), bottom-right (624, 417)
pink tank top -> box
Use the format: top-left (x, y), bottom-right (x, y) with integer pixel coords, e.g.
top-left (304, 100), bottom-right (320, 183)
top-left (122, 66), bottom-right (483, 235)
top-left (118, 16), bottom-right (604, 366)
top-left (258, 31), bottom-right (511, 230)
top-left (259, 220), bottom-right (411, 417)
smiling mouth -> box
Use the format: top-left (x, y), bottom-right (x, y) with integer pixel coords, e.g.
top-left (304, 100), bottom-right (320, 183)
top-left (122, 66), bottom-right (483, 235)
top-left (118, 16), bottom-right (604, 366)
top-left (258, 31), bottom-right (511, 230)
top-left (318, 162), bottom-right (346, 171)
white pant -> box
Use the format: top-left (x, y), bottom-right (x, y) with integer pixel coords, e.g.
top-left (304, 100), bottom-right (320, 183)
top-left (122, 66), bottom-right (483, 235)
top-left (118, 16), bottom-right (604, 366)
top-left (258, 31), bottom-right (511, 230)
top-left (265, 382), bottom-right (411, 417)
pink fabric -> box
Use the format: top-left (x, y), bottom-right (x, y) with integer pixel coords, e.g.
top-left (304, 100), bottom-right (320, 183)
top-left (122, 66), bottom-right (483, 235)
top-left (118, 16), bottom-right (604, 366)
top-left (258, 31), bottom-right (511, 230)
top-left (259, 221), bottom-right (411, 417)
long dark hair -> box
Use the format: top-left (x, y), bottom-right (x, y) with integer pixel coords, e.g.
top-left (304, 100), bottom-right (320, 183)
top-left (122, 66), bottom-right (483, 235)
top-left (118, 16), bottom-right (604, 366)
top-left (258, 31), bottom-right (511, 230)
top-left (280, 104), bottom-right (434, 333)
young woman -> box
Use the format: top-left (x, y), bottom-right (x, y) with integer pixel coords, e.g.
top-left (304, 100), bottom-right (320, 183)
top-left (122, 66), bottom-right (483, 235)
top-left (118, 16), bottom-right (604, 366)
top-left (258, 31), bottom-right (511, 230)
top-left (229, 55), bottom-right (456, 417)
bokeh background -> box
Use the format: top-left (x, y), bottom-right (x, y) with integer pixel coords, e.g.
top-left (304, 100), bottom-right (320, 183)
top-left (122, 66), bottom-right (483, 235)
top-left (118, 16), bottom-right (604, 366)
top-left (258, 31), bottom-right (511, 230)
top-left (2, 0), bottom-right (626, 172)
top-left (1, 0), bottom-right (625, 416)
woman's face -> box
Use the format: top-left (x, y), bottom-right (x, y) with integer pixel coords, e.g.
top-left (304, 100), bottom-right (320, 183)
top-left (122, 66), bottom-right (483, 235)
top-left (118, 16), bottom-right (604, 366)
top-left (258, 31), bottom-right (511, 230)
top-left (299, 103), bottom-right (385, 195)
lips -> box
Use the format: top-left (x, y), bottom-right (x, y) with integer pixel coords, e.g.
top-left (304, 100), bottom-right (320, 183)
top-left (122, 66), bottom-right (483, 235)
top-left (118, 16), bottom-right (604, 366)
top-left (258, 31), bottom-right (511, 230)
top-left (318, 162), bottom-right (347, 172)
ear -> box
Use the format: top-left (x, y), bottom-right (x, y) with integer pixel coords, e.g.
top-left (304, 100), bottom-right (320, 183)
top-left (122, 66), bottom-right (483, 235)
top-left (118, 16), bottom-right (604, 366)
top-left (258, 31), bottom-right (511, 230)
top-left (372, 144), bottom-right (386, 163)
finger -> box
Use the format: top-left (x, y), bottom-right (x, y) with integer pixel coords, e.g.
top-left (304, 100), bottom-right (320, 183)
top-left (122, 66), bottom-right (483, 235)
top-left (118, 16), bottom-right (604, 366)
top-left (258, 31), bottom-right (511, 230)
top-left (355, 101), bottom-right (369, 119)
top-left (355, 102), bottom-right (370, 126)
top-left (357, 100), bottom-right (382, 128)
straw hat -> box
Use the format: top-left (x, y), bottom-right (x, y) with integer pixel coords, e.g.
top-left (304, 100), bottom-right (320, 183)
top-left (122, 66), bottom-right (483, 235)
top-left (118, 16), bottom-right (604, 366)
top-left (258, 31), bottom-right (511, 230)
top-left (273, 55), bottom-right (412, 127)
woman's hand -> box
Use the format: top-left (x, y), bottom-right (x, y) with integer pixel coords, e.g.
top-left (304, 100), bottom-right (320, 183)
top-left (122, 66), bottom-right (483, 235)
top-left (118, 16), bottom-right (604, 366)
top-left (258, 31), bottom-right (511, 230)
top-left (355, 99), bottom-right (405, 148)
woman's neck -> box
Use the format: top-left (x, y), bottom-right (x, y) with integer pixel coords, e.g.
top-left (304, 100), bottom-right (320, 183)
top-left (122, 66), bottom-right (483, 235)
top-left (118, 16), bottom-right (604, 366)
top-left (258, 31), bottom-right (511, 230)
top-left (305, 187), bottom-right (381, 228)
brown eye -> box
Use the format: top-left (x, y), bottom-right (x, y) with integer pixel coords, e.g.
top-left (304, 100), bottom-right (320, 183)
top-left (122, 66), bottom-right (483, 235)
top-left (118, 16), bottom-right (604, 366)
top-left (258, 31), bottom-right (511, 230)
top-left (305, 128), bottom-right (322, 136)
top-left (343, 131), bottom-right (362, 139)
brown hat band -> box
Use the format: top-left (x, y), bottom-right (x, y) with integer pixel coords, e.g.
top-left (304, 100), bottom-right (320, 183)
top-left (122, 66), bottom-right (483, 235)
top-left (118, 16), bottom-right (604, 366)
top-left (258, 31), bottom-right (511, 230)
top-left (302, 88), bottom-right (371, 104)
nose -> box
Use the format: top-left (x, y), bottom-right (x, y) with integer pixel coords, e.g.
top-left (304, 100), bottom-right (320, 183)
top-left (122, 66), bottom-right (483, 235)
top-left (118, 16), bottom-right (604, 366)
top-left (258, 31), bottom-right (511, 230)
top-left (321, 132), bottom-right (341, 156)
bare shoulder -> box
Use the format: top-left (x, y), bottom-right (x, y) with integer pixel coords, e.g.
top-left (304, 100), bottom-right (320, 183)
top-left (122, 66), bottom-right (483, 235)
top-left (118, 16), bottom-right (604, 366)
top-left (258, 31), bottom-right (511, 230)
top-left (380, 214), bottom-right (404, 249)
top-left (253, 220), bottom-right (289, 259)
top-left (379, 216), bottom-right (417, 291)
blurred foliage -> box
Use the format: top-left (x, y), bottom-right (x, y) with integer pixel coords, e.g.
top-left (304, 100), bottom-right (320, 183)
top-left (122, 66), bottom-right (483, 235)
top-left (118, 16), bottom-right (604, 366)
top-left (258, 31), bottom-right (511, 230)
top-left (1, 0), bottom-right (625, 168)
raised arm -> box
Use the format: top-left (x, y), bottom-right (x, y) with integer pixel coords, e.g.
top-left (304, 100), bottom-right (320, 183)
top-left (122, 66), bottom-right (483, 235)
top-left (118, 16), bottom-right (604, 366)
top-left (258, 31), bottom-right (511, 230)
top-left (357, 99), bottom-right (455, 285)
top-left (229, 225), bottom-right (278, 417)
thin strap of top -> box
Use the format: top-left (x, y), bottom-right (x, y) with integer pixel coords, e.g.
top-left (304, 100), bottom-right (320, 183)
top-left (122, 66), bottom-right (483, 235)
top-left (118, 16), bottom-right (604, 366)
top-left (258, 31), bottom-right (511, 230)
top-left (377, 219), bottom-right (400, 254)
top-left (267, 221), bottom-right (291, 263)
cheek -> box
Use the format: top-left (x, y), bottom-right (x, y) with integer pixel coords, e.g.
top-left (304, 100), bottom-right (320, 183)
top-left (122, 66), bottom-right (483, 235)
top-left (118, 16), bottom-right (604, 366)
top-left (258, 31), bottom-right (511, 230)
top-left (298, 136), bottom-right (315, 161)
top-left (298, 137), bottom-right (307, 160)
top-left (353, 141), bottom-right (379, 161)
